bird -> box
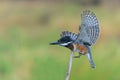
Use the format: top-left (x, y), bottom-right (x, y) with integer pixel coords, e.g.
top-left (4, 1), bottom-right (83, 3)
top-left (50, 10), bottom-right (100, 68)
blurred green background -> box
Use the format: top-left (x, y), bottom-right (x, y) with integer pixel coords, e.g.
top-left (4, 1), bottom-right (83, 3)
top-left (0, 0), bottom-right (120, 80)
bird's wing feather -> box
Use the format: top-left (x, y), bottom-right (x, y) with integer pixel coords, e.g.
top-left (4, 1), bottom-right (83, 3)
top-left (61, 31), bottom-right (77, 41)
top-left (76, 10), bottom-right (100, 45)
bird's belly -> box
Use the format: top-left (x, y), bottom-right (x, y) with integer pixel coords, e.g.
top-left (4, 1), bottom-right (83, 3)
top-left (75, 44), bottom-right (88, 54)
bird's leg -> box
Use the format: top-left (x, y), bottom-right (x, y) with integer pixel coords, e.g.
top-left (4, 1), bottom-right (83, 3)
top-left (74, 53), bottom-right (82, 58)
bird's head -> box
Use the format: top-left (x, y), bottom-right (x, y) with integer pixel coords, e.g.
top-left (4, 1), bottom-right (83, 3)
top-left (50, 36), bottom-right (73, 47)
top-left (50, 31), bottom-right (77, 50)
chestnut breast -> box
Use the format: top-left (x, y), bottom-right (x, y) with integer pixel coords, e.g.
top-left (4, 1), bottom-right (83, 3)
top-left (65, 43), bottom-right (74, 51)
top-left (75, 44), bottom-right (88, 54)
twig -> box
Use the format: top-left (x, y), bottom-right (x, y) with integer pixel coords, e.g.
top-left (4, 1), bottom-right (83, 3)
top-left (65, 51), bottom-right (74, 80)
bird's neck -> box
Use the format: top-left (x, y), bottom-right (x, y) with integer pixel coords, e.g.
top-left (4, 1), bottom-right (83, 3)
top-left (65, 43), bottom-right (74, 51)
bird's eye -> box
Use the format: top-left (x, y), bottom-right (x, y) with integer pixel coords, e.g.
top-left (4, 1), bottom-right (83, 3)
top-left (58, 40), bottom-right (60, 42)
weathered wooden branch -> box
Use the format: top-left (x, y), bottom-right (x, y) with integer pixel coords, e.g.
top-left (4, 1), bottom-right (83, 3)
top-left (65, 51), bottom-right (74, 80)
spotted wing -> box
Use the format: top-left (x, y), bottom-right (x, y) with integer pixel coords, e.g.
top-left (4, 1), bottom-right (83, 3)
top-left (60, 31), bottom-right (77, 41)
top-left (76, 10), bottom-right (100, 45)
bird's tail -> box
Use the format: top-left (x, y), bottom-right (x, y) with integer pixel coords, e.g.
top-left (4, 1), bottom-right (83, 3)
top-left (85, 45), bottom-right (95, 68)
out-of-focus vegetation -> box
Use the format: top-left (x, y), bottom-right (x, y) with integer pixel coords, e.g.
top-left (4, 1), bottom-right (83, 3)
top-left (0, 1), bottom-right (120, 80)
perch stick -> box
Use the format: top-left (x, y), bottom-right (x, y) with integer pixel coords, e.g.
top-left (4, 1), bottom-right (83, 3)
top-left (65, 51), bottom-right (74, 80)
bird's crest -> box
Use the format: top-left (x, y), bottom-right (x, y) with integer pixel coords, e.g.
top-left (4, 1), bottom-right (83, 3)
top-left (60, 31), bottom-right (77, 41)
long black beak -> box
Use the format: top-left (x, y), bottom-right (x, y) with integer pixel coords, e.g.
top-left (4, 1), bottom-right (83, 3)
top-left (50, 42), bottom-right (60, 45)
